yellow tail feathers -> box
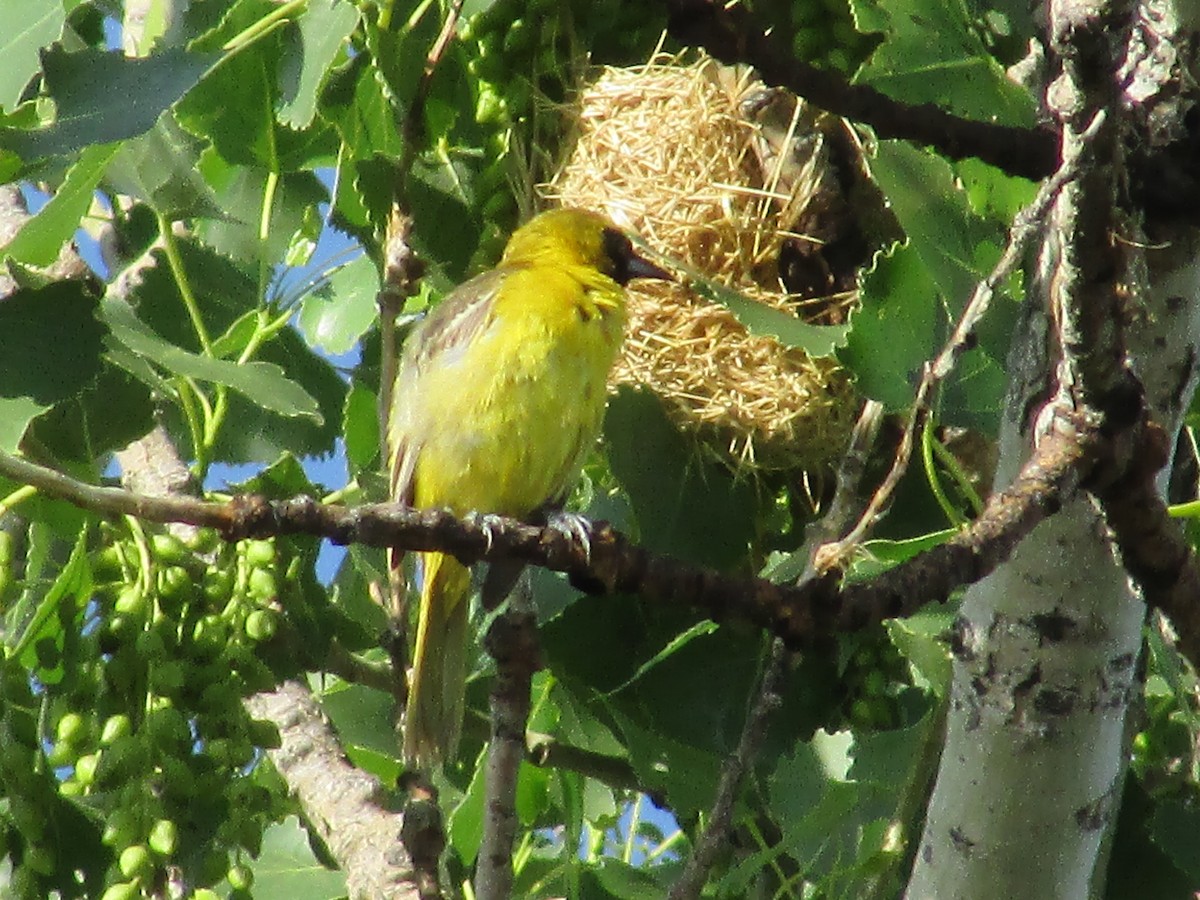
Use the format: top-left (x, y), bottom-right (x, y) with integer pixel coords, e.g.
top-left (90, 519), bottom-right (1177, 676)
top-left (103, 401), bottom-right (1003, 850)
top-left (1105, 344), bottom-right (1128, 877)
top-left (404, 552), bottom-right (471, 769)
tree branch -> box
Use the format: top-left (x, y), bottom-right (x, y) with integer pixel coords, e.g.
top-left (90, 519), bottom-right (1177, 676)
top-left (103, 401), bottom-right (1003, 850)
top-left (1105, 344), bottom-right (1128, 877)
top-left (474, 590), bottom-right (540, 900)
top-left (659, 0), bottom-right (1058, 179)
top-left (2, 387), bottom-right (1162, 664)
top-left (245, 682), bottom-right (419, 900)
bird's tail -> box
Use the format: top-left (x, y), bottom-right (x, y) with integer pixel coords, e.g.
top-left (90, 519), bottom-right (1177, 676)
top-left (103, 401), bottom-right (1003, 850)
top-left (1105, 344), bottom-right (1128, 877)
top-left (404, 551), bottom-right (471, 769)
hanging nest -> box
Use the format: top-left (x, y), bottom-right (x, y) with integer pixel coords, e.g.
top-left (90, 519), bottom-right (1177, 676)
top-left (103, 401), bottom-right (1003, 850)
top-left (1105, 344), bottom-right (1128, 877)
top-left (546, 53), bottom-right (864, 474)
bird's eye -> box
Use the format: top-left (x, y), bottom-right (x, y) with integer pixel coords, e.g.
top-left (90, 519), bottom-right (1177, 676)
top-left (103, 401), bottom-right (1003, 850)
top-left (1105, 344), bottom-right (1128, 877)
top-left (601, 227), bottom-right (634, 284)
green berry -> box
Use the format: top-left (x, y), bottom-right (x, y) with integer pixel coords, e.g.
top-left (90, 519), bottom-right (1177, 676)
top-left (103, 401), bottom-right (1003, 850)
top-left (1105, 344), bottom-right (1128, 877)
top-left (74, 751), bottom-right (101, 786)
top-left (157, 565), bottom-right (192, 607)
top-left (148, 818), bottom-right (178, 857)
top-left (114, 586), bottom-right (147, 617)
top-left (101, 715), bottom-right (133, 746)
top-left (151, 533), bottom-right (189, 565)
top-left (56, 712), bottom-right (87, 746)
top-left (119, 843), bottom-right (152, 879)
top-left (227, 863), bottom-right (254, 891)
top-left (100, 881), bottom-right (140, 900)
top-left (244, 609), bottom-right (277, 643)
top-left (246, 567), bottom-right (277, 601)
top-left (242, 540), bottom-right (276, 569)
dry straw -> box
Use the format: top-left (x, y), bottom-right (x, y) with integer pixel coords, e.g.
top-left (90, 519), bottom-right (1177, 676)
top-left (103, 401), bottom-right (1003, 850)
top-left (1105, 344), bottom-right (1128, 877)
top-left (546, 53), bottom-right (859, 473)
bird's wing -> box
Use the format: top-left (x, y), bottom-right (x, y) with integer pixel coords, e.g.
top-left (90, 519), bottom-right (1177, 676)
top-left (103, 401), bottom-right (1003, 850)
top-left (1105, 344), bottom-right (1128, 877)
top-left (387, 267), bottom-right (514, 506)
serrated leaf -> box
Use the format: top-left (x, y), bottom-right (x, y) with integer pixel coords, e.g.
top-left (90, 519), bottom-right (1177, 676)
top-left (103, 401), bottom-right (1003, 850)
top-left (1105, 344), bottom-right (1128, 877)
top-left (870, 142), bottom-right (1000, 305)
top-left (852, 0), bottom-right (1035, 127)
top-left (2, 142), bottom-right (119, 266)
top-left (0, 45), bottom-right (219, 161)
top-left (278, 0), bottom-right (359, 130)
top-left (0, 282), bottom-right (107, 453)
top-left (297, 254), bottom-right (379, 354)
top-left (840, 242), bottom-right (936, 409)
top-left (11, 529), bottom-right (89, 664)
top-left (0, 0), bottom-right (65, 112)
top-left (886, 607), bottom-right (955, 695)
top-left (105, 111), bottom-right (222, 220)
top-left (100, 295), bottom-right (321, 421)
top-left (193, 157), bottom-right (328, 267)
top-left (251, 816), bottom-right (347, 899)
top-left (323, 52), bottom-right (406, 161)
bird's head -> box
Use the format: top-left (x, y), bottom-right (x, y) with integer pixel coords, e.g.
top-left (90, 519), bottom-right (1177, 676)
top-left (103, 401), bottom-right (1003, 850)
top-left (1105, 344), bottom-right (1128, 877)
top-left (501, 208), bottom-right (673, 286)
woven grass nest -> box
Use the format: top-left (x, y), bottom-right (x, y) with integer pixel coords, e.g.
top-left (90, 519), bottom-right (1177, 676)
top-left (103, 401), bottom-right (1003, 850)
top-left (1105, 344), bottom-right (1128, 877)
top-left (546, 53), bottom-right (861, 474)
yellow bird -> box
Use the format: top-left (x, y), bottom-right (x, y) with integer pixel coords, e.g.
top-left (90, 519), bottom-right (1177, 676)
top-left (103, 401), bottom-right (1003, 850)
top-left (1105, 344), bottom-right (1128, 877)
top-left (388, 207), bottom-right (671, 769)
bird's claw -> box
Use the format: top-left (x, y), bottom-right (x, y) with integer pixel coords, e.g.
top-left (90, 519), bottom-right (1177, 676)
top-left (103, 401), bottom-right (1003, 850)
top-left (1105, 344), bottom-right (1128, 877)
top-left (547, 511), bottom-right (593, 563)
top-left (467, 511), bottom-right (507, 553)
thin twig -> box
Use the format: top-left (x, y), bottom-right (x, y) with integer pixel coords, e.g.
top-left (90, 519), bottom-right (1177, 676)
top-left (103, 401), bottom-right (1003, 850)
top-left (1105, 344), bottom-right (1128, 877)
top-left (526, 733), bottom-right (650, 797)
top-left (475, 581), bottom-right (540, 900)
top-left (667, 639), bottom-right (788, 899)
top-left (818, 111), bottom-right (1109, 569)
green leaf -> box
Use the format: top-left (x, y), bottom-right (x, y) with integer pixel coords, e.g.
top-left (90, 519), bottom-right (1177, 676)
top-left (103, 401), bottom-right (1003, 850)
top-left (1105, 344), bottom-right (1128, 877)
top-left (2, 142), bottom-right (119, 266)
top-left (604, 388), bottom-right (757, 569)
top-left (852, 0), bottom-right (1035, 126)
top-left (870, 142), bottom-right (1000, 306)
top-left (251, 816), bottom-right (347, 899)
top-left (607, 620), bottom-right (719, 694)
top-left (851, 530), bottom-right (956, 580)
top-left (104, 111), bottom-right (223, 220)
top-left (842, 143), bottom-right (1015, 430)
top-left (11, 529), bottom-right (89, 667)
top-left (448, 747), bottom-right (487, 865)
top-left (193, 158), bottom-right (328, 268)
top-left (29, 363), bottom-right (155, 465)
top-left (205, 325), bottom-right (345, 462)
top-left (614, 708), bottom-right (723, 821)
top-left (297, 255), bottom-right (380, 354)
top-left (100, 295), bottom-right (321, 421)
top-left (0, 0), bottom-right (65, 112)
top-left (589, 858), bottom-right (677, 898)
top-left (342, 383), bottom-right (379, 473)
top-left (0, 282), bottom-right (107, 453)
top-left (0, 45), bottom-right (219, 161)
top-left (686, 269), bottom-right (849, 356)
top-left (323, 53), bottom-right (406, 161)
top-left (769, 729), bottom-right (854, 824)
top-left (278, 0), bottom-right (359, 130)
top-left (894, 600), bottom-right (960, 692)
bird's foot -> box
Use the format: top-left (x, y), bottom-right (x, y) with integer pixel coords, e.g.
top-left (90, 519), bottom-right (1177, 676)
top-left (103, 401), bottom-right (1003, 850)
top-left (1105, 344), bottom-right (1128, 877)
top-left (546, 510), bottom-right (593, 563)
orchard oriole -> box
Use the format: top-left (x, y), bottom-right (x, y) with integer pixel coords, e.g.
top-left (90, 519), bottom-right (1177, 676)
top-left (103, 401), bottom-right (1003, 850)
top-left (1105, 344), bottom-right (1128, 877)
top-left (388, 207), bottom-right (671, 769)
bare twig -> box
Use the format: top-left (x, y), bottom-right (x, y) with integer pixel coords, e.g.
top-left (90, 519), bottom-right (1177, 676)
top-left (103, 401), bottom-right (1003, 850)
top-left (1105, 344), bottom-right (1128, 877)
top-left (818, 111), bottom-right (1108, 569)
top-left (526, 734), bottom-right (649, 796)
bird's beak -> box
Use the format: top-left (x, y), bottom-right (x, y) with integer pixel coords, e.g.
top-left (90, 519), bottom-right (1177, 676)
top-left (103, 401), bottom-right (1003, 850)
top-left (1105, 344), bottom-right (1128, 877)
top-left (625, 251), bottom-right (673, 282)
